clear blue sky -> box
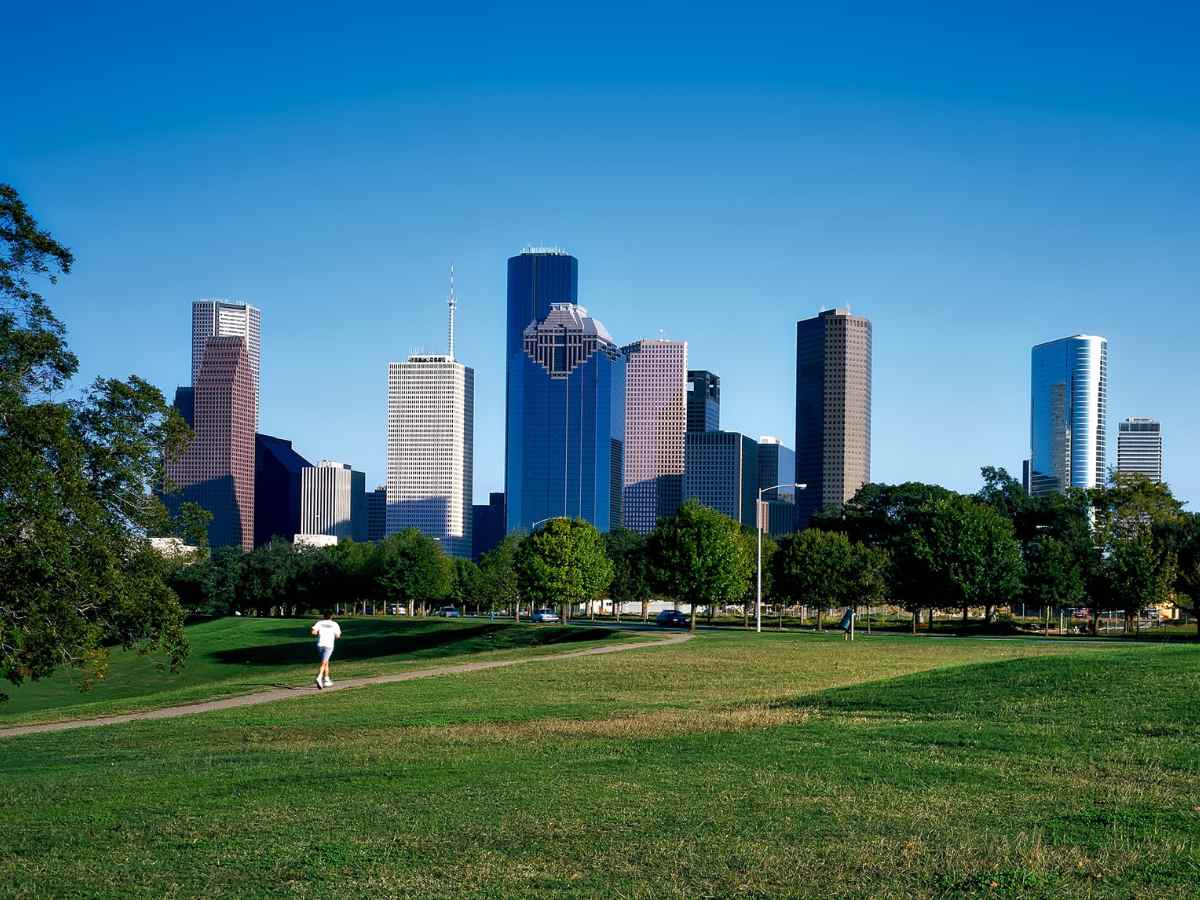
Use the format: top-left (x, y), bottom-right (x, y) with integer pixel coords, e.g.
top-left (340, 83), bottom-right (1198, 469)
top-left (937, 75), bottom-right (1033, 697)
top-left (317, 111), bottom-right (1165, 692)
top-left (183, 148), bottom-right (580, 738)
top-left (6, 2), bottom-right (1198, 506)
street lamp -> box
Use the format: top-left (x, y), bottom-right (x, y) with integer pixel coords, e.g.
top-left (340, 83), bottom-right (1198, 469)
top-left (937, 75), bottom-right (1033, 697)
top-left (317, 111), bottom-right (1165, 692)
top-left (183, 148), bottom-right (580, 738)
top-left (531, 516), bottom-right (565, 531)
top-left (757, 483), bottom-right (807, 634)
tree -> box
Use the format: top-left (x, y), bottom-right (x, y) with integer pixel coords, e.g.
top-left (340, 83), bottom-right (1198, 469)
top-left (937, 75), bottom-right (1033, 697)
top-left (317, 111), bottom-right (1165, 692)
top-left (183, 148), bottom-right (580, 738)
top-left (479, 534), bottom-right (523, 620)
top-left (1, 184), bottom-right (189, 700)
top-left (451, 558), bottom-right (483, 614)
top-left (604, 529), bottom-right (652, 623)
top-left (920, 495), bottom-right (1024, 626)
top-left (850, 544), bottom-right (889, 612)
top-left (376, 530), bottom-right (453, 615)
top-left (516, 518), bottom-right (611, 623)
top-left (774, 529), bottom-right (857, 630)
top-left (1091, 474), bottom-right (1183, 633)
top-left (648, 501), bottom-right (750, 632)
top-left (1023, 535), bottom-right (1086, 616)
top-left (1165, 513), bottom-right (1200, 638)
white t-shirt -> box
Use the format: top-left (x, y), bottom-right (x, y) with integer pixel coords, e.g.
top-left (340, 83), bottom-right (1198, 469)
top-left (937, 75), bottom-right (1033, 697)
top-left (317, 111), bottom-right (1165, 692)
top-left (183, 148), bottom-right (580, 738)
top-left (313, 619), bottom-right (342, 649)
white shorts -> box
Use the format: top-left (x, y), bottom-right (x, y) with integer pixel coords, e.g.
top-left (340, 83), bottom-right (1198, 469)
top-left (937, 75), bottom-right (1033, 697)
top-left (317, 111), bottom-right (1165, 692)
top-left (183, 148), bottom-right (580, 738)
top-left (317, 645), bottom-right (333, 663)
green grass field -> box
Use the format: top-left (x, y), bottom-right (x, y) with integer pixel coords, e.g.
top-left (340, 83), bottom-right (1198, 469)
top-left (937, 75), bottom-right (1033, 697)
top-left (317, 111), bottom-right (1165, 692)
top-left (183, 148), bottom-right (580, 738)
top-left (1, 621), bottom-right (1197, 897)
top-left (0, 616), bottom-right (629, 726)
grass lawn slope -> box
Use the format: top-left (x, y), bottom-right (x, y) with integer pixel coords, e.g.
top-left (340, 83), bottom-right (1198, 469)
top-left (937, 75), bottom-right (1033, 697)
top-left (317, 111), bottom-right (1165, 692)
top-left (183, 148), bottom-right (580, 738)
top-left (0, 617), bottom-right (627, 726)
top-left (1, 629), bottom-right (1197, 897)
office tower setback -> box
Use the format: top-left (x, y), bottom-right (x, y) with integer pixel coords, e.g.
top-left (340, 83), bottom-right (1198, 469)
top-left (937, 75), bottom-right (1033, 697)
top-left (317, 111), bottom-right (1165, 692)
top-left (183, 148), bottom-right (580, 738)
top-left (1117, 417), bottom-right (1162, 483)
top-left (167, 336), bottom-right (256, 550)
top-left (683, 431), bottom-right (759, 528)
top-left (507, 298), bottom-right (626, 533)
top-left (622, 339), bottom-right (688, 532)
top-left (300, 461), bottom-right (366, 541)
top-left (366, 486), bottom-right (387, 542)
top-left (173, 387), bottom-right (194, 428)
top-left (686, 370), bottom-right (720, 432)
top-left (192, 299), bottom-right (262, 427)
top-left (472, 492), bottom-right (506, 561)
top-left (387, 286), bottom-right (474, 557)
top-left (795, 308), bottom-right (872, 528)
top-left (758, 436), bottom-right (798, 537)
top-left (254, 434), bottom-right (312, 547)
top-left (1029, 335), bottom-right (1108, 495)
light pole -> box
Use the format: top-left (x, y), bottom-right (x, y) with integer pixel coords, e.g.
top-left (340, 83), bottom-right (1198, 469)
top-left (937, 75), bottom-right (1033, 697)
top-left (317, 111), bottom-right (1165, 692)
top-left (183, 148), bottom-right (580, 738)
top-left (757, 483), bottom-right (807, 633)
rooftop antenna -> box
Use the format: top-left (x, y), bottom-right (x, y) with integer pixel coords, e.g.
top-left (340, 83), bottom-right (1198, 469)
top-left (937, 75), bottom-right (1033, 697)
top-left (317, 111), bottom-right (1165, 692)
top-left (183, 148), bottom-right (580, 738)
top-left (447, 263), bottom-right (457, 360)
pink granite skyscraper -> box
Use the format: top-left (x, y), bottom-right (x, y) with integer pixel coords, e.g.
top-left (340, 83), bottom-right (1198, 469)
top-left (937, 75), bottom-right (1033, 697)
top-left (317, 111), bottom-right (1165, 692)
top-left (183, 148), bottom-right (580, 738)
top-left (621, 339), bottom-right (687, 533)
top-left (168, 335), bottom-right (256, 550)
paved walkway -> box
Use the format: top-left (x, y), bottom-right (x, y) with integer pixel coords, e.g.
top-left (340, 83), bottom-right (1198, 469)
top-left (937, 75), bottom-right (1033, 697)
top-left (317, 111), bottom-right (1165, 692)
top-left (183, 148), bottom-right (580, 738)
top-left (0, 631), bottom-right (692, 739)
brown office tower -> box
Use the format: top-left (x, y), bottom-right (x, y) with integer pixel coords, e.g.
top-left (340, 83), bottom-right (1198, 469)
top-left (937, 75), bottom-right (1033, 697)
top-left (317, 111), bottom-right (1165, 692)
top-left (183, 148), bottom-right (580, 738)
top-left (168, 336), bottom-right (256, 550)
top-left (794, 308), bottom-right (872, 528)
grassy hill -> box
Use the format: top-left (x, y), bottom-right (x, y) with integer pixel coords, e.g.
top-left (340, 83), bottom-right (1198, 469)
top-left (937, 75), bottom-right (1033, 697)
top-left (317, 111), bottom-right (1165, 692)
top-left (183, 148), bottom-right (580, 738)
top-left (1, 626), bottom-right (1196, 897)
top-left (0, 616), bottom-right (623, 725)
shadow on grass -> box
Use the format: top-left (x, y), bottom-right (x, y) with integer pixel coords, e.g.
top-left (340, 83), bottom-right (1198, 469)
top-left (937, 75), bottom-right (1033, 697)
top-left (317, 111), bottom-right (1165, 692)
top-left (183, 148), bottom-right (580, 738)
top-left (800, 645), bottom-right (1198, 733)
top-left (212, 623), bottom-right (616, 666)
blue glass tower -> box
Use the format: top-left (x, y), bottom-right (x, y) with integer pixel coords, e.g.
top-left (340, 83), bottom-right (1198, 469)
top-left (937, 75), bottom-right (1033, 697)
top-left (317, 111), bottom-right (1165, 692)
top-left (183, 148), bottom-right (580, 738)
top-left (1029, 335), bottom-right (1108, 495)
top-left (505, 250), bottom-right (625, 532)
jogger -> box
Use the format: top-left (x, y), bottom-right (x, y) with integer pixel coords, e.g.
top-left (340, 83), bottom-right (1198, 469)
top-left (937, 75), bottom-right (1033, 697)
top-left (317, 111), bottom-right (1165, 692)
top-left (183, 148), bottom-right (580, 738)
top-left (311, 611), bottom-right (342, 688)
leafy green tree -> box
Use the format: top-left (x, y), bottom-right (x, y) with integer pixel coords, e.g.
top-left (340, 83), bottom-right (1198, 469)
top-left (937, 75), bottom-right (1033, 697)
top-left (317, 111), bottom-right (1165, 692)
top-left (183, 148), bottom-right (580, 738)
top-left (774, 529), bottom-right (857, 629)
top-left (1023, 535), bottom-right (1086, 615)
top-left (851, 543), bottom-right (889, 611)
top-left (1165, 512), bottom-right (1200, 637)
top-left (479, 534), bottom-right (523, 620)
top-left (976, 465), bottom-right (1028, 524)
top-left (648, 501), bottom-right (750, 632)
top-left (604, 528), bottom-right (652, 622)
top-left (1091, 474), bottom-right (1183, 633)
top-left (516, 518), bottom-right (611, 623)
top-left (451, 557), bottom-right (483, 613)
top-left (376, 529), bottom-right (453, 615)
top-left (920, 495), bottom-right (1024, 625)
top-left (1, 184), bottom-right (189, 700)
top-left (235, 539), bottom-right (297, 615)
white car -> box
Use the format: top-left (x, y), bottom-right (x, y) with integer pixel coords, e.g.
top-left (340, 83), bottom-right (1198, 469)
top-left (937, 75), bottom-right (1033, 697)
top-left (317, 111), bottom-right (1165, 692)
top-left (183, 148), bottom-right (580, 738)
top-left (531, 608), bottom-right (560, 623)
top-left (389, 604), bottom-right (408, 615)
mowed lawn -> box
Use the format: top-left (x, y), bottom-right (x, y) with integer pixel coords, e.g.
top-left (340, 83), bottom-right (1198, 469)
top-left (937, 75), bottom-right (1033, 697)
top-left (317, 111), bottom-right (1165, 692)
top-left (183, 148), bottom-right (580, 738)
top-left (1, 627), bottom-right (1197, 898)
top-left (0, 616), bottom-right (628, 726)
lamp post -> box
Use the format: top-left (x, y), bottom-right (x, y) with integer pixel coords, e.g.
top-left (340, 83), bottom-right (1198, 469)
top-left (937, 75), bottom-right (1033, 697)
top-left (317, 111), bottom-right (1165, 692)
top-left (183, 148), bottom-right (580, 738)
top-left (757, 483), bottom-right (807, 633)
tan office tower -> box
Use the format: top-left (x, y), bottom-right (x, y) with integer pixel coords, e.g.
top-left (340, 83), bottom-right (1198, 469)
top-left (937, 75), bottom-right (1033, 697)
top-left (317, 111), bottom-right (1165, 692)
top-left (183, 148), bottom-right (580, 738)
top-left (621, 339), bottom-right (687, 533)
top-left (794, 308), bottom-right (872, 527)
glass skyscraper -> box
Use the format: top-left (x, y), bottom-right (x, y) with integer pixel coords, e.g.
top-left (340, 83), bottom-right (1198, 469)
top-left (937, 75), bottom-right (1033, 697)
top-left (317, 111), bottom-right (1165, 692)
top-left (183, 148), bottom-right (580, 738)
top-left (505, 249), bottom-right (625, 532)
top-left (1029, 334), bottom-right (1108, 496)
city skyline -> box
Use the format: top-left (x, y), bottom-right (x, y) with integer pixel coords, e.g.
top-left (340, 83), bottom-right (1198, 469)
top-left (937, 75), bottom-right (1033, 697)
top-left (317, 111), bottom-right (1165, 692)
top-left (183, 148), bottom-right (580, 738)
top-left (9, 6), bottom-right (1197, 509)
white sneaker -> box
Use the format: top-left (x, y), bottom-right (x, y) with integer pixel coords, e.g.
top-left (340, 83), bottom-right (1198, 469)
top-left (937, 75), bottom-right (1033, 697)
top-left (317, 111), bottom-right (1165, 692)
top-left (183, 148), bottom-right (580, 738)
top-left (323, 677), bottom-right (334, 687)
top-left (315, 676), bottom-right (324, 690)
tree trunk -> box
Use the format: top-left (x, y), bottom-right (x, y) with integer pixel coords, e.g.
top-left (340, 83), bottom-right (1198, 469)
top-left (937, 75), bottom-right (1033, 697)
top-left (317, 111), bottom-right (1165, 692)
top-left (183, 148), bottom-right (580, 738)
top-left (514, 599), bottom-right (520, 624)
top-left (743, 604), bottom-right (750, 629)
top-left (962, 605), bottom-right (969, 626)
top-left (1090, 605), bottom-right (1099, 636)
top-left (912, 608), bottom-right (918, 634)
top-left (778, 603), bottom-right (784, 631)
top-left (928, 608), bottom-right (934, 631)
top-left (816, 608), bottom-right (822, 632)
top-left (707, 603), bottom-right (714, 626)
top-left (985, 604), bottom-right (995, 624)
top-left (642, 599), bottom-right (649, 622)
top-left (689, 600), bottom-right (697, 633)
top-left (615, 601), bottom-right (622, 624)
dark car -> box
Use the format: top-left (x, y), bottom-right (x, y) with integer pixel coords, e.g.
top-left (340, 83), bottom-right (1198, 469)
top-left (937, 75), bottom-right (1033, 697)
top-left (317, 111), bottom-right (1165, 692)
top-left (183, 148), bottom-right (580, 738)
top-left (655, 610), bottom-right (690, 628)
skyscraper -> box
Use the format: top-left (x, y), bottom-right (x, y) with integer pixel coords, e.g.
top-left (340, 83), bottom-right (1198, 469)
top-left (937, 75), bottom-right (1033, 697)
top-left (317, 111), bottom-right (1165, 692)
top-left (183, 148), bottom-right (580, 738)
top-left (1029, 335), bottom-right (1108, 496)
top-left (795, 308), bottom-right (872, 528)
top-left (758, 436), bottom-right (798, 537)
top-left (472, 492), bottom-right (506, 561)
top-left (167, 336), bottom-right (256, 550)
top-left (300, 461), bottom-right (366, 541)
top-left (366, 486), bottom-right (387, 542)
top-left (683, 431), bottom-right (759, 528)
top-left (386, 284), bottom-right (474, 557)
top-left (254, 433), bottom-right (311, 547)
top-left (192, 299), bottom-right (262, 427)
top-left (686, 370), bottom-right (720, 432)
top-left (505, 249), bottom-right (626, 534)
top-left (622, 339), bottom-right (687, 532)
top-left (1116, 417), bottom-right (1162, 483)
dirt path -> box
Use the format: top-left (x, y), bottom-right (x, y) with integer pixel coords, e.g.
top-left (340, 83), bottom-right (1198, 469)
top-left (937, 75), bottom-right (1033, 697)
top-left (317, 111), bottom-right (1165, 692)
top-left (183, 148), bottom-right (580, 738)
top-left (0, 631), bottom-right (692, 739)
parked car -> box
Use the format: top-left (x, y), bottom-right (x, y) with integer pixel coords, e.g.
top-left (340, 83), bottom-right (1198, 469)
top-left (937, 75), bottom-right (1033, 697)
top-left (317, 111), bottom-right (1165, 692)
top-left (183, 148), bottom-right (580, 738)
top-left (531, 608), bottom-right (560, 623)
top-left (389, 604), bottom-right (408, 615)
top-left (437, 607), bottom-right (461, 618)
top-left (655, 609), bottom-right (690, 628)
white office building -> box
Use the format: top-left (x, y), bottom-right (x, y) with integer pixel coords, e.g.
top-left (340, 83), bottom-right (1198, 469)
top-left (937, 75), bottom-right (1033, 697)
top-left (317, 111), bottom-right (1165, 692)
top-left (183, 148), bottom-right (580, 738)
top-left (300, 460), bottom-right (366, 541)
top-left (386, 284), bottom-right (474, 557)
top-left (192, 299), bottom-right (262, 426)
top-left (1029, 335), bottom-right (1108, 496)
top-left (1117, 417), bottom-right (1163, 482)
